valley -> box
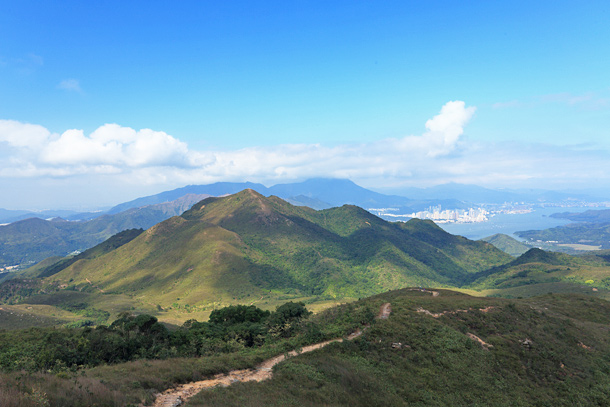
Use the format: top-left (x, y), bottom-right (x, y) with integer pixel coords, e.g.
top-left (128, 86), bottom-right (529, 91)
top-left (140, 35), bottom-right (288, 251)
top-left (4, 3), bottom-right (609, 405)
top-left (3, 190), bottom-right (610, 406)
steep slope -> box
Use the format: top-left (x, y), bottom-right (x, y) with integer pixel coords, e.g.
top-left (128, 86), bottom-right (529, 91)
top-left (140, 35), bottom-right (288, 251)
top-left (46, 190), bottom-right (512, 308)
top-left (481, 233), bottom-right (530, 256)
top-left (0, 194), bottom-right (209, 266)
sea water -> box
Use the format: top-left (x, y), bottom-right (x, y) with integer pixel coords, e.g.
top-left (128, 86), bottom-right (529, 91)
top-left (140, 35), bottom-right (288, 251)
top-left (438, 207), bottom-right (592, 240)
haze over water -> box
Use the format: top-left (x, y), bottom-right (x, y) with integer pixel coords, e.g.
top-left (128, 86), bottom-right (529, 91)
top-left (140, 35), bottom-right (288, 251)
top-left (439, 207), bottom-right (592, 241)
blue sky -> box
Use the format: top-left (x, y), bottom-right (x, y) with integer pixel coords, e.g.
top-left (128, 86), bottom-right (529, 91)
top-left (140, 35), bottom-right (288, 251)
top-left (1, 1), bottom-right (609, 209)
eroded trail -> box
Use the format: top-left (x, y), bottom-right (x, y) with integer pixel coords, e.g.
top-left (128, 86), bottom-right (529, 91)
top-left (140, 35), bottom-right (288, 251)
top-left (151, 303), bottom-right (391, 407)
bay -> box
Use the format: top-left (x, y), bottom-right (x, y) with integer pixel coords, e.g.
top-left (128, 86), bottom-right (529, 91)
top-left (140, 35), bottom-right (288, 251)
top-left (438, 207), bottom-right (593, 240)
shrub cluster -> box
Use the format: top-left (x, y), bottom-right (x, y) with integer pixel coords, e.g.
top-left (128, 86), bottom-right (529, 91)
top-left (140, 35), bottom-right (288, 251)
top-left (0, 302), bottom-right (312, 372)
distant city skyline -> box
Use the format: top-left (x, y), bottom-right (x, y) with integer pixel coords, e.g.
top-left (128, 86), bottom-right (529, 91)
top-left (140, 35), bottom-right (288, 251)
top-left (1, 1), bottom-right (609, 209)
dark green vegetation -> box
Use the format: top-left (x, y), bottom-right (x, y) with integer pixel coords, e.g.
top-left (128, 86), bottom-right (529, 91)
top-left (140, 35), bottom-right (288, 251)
top-left (0, 194), bottom-right (209, 266)
top-left (480, 233), bottom-right (530, 256)
top-left (0, 300), bottom-right (342, 406)
top-left (0, 302), bottom-right (311, 373)
top-left (4, 289), bottom-right (610, 406)
top-left (514, 209), bottom-right (610, 253)
top-left (464, 248), bottom-right (610, 299)
top-left (5, 190), bottom-right (610, 329)
top-left (188, 290), bottom-right (610, 407)
top-left (517, 221), bottom-right (610, 251)
top-left (32, 189), bottom-right (510, 314)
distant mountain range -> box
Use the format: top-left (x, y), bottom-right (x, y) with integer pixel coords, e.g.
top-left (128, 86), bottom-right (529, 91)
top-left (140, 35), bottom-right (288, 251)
top-left (0, 208), bottom-right (100, 224)
top-left (2, 178), bottom-right (607, 267)
top-left (3, 179), bottom-right (605, 226)
top-left (551, 209), bottom-right (610, 223)
top-left (8, 190), bottom-right (610, 324)
top-left (107, 178), bottom-right (467, 214)
top-left (397, 182), bottom-right (608, 204)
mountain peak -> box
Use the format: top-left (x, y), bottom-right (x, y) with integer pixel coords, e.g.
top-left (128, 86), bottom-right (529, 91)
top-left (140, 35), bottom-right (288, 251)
top-left (182, 189), bottom-right (285, 226)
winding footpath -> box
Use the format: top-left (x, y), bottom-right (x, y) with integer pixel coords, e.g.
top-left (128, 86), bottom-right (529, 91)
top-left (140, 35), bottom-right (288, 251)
top-left (151, 302), bottom-right (392, 407)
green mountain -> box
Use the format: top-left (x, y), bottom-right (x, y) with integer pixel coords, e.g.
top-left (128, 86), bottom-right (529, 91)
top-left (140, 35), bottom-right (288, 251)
top-left (44, 190), bottom-right (512, 310)
top-left (551, 208), bottom-right (610, 222)
top-left (0, 194), bottom-right (210, 266)
top-left (480, 233), bottom-right (530, 256)
top-left (517, 221), bottom-right (610, 251)
top-left (464, 247), bottom-right (610, 298)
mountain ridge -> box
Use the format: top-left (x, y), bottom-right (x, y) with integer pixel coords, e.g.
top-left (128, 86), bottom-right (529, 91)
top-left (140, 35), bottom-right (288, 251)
top-left (44, 190), bottom-right (512, 307)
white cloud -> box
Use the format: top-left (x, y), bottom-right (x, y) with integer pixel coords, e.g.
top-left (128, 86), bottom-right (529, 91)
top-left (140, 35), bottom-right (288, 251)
top-left (39, 124), bottom-right (192, 168)
top-left (396, 100), bottom-right (476, 157)
top-left (2, 99), bottom-right (610, 207)
top-left (0, 119), bottom-right (50, 149)
top-left (57, 78), bottom-right (82, 93)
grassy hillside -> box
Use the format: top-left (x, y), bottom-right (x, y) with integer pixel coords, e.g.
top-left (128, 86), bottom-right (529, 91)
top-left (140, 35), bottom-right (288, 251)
top-left (186, 289), bottom-right (610, 407)
top-left (480, 233), bottom-right (530, 256)
top-left (0, 194), bottom-right (208, 267)
top-left (3, 288), bottom-right (610, 406)
top-left (465, 248), bottom-right (610, 299)
top-left (39, 190), bottom-right (511, 318)
top-left (516, 222), bottom-right (610, 251)
top-left (5, 191), bottom-right (610, 329)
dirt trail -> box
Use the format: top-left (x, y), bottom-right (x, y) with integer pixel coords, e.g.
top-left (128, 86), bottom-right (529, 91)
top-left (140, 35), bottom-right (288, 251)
top-left (408, 288), bottom-right (439, 297)
top-left (151, 303), bottom-right (391, 407)
top-left (377, 303), bottom-right (392, 319)
top-left (416, 305), bottom-right (495, 318)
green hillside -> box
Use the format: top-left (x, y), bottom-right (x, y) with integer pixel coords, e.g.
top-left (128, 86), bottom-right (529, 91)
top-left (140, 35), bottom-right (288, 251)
top-left (4, 288), bottom-right (610, 406)
top-left (40, 190), bottom-right (511, 316)
top-left (516, 221), bottom-right (610, 252)
top-left (465, 248), bottom-right (610, 299)
top-left (187, 290), bottom-right (610, 407)
top-left (0, 194), bottom-right (208, 266)
top-left (480, 233), bottom-right (530, 256)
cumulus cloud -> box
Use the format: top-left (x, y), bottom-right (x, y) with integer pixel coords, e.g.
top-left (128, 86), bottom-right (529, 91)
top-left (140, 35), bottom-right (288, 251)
top-left (57, 78), bottom-right (82, 93)
top-left (39, 124), bottom-right (192, 168)
top-left (3, 99), bottom-right (609, 203)
top-left (0, 119), bottom-right (50, 149)
top-left (395, 100), bottom-right (476, 157)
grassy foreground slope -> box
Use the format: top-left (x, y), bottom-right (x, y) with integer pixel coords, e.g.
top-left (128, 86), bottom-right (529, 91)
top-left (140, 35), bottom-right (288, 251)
top-left (187, 289), bottom-right (610, 407)
top-left (43, 190), bottom-right (511, 315)
top-left (464, 248), bottom-right (610, 299)
top-left (3, 288), bottom-right (610, 406)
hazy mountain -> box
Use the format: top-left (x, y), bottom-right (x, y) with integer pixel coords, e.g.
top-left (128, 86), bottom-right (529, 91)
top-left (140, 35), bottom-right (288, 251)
top-left (44, 190), bottom-right (511, 306)
top-left (106, 178), bottom-right (470, 218)
top-left (107, 182), bottom-right (266, 214)
top-left (397, 182), bottom-right (605, 204)
top-left (551, 209), bottom-right (610, 222)
top-left (267, 178), bottom-right (412, 207)
top-left (0, 208), bottom-right (93, 224)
